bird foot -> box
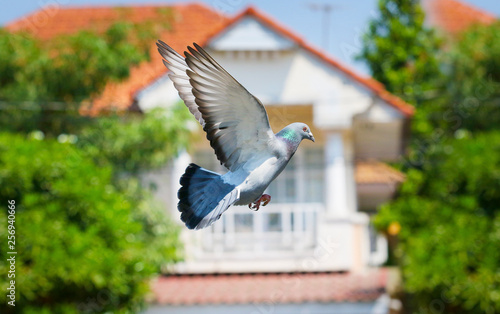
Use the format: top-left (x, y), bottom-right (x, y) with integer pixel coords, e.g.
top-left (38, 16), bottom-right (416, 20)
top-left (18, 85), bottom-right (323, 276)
top-left (248, 194), bottom-right (271, 211)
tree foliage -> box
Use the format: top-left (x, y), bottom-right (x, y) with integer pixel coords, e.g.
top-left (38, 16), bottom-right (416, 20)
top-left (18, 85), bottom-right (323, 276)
top-left (360, 3), bottom-right (500, 313)
top-left (374, 132), bottom-right (500, 313)
top-left (0, 22), bottom-right (153, 103)
top-left (77, 105), bottom-right (192, 174)
top-left (0, 21), bottom-right (158, 135)
top-left (357, 0), bottom-right (443, 105)
top-left (0, 133), bottom-right (182, 313)
top-left (443, 21), bottom-right (500, 133)
top-left (0, 17), bottom-right (188, 313)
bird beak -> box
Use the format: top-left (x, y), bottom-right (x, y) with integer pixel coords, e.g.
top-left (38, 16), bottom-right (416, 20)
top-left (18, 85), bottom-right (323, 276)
top-left (308, 132), bottom-right (315, 142)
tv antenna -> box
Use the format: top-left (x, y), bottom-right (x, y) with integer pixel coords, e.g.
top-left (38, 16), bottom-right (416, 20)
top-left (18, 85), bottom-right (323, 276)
top-left (308, 3), bottom-right (342, 52)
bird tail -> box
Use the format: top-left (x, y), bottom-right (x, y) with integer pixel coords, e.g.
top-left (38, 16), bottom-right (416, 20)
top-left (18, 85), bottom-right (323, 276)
top-left (177, 163), bottom-right (240, 230)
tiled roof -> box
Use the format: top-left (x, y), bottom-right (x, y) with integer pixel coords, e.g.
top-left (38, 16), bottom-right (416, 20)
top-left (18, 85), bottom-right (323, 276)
top-left (6, 3), bottom-right (414, 117)
top-left (355, 161), bottom-right (406, 185)
top-left (424, 0), bottom-right (496, 35)
top-left (151, 269), bottom-right (387, 305)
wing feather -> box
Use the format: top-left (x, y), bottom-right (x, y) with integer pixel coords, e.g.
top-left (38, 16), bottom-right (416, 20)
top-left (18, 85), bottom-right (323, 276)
top-left (157, 40), bottom-right (205, 127)
top-left (157, 40), bottom-right (275, 171)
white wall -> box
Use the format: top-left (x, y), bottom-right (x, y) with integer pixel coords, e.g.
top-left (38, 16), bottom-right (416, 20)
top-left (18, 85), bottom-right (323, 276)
top-left (209, 16), bottom-right (295, 51)
top-left (135, 75), bottom-right (180, 112)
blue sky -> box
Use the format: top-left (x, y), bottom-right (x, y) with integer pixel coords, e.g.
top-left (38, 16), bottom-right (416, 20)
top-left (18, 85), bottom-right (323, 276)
top-left (2, 0), bottom-right (499, 74)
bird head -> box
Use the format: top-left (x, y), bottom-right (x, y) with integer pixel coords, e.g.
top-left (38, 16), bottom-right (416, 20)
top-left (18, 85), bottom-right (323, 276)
top-left (291, 122), bottom-right (315, 143)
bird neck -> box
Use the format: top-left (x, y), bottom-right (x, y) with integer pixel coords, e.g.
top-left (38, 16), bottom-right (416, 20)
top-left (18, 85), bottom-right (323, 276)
top-left (276, 128), bottom-right (301, 156)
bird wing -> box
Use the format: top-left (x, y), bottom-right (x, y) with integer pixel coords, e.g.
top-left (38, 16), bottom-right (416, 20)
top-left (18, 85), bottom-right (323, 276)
top-left (156, 41), bottom-right (204, 126)
top-left (157, 41), bottom-right (275, 172)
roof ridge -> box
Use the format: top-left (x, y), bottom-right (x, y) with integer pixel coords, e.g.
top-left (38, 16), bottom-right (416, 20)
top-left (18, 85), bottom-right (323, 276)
top-left (220, 6), bottom-right (413, 116)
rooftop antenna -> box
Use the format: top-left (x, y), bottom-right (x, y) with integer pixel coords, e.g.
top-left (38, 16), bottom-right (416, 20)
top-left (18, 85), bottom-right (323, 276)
top-left (308, 3), bottom-right (342, 52)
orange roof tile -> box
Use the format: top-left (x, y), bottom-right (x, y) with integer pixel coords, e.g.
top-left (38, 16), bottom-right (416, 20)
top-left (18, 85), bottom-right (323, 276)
top-left (151, 269), bottom-right (387, 305)
top-left (355, 161), bottom-right (406, 185)
top-left (6, 3), bottom-right (414, 117)
top-left (424, 0), bottom-right (496, 35)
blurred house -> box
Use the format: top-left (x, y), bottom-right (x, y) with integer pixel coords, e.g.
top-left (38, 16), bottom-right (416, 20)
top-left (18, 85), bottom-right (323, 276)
top-left (8, 0), bottom-right (494, 274)
top-left (6, 1), bottom-right (496, 312)
top-left (142, 6), bottom-right (413, 274)
top-left (7, 3), bottom-right (412, 275)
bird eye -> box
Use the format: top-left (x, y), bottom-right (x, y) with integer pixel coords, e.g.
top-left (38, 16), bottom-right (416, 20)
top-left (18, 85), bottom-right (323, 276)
top-left (302, 127), bottom-right (307, 132)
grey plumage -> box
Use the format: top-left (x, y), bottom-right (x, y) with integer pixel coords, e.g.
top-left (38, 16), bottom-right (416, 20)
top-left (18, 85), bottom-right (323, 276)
top-left (157, 40), bottom-right (315, 229)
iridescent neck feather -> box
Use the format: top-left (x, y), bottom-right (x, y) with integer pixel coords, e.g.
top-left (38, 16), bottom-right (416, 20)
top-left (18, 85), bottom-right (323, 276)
top-left (277, 128), bottom-right (301, 156)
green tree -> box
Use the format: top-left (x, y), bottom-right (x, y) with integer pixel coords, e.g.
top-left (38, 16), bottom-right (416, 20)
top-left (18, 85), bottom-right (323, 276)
top-left (360, 4), bottom-right (500, 313)
top-left (0, 17), bottom-right (189, 313)
top-left (0, 21), bottom-right (157, 136)
top-left (77, 105), bottom-right (192, 174)
top-left (357, 0), bottom-right (443, 106)
top-left (0, 133), bottom-right (182, 313)
top-left (374, 132), bottom-right (500, 313)
top-left (444, 21), bottom-right (500, 133)
top-left (0, 22), bottom-right (153, 103)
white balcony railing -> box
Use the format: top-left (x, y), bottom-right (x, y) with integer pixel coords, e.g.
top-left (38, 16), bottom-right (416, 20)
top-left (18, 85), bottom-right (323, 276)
top-left (195, 203), bottom-right (324, 259)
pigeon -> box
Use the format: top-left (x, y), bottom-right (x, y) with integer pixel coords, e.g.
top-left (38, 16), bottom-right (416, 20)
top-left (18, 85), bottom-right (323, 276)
top-left (156, 40), bottom-right (315, 230)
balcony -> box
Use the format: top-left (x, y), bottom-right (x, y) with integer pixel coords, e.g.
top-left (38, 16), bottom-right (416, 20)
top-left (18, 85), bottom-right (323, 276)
top-left (193, 203), bottom-right (324, 260)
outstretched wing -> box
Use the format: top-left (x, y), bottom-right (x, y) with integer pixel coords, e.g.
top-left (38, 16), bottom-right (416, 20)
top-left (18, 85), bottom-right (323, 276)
top-left (156, 41), bottom-right (204, 126)
top-left (157, 40), bottom-right (275, 172)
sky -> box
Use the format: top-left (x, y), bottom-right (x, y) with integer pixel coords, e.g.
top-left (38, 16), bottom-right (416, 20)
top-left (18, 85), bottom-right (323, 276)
top-left (2, 0), bottom-right (500, 74)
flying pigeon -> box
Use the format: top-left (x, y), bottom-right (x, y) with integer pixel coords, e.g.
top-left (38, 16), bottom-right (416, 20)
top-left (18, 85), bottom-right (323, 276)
top-left (156, 41), bottom-right (315, 230)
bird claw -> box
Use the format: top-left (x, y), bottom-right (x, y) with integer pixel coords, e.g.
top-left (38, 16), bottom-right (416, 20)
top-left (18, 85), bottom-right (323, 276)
top-left (249, 202), bottom-right (260, 211)
top-left (248, 194), bottom-right (271, 211)
top-left (260, 194), bottom-right (271, 206)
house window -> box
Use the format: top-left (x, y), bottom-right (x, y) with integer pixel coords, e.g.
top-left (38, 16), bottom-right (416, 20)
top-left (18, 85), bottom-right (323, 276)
top-left (267, 148), bottom-right (324, 204)
top-left (266, 155), bottom-right (297, 203)
top-left (234, 213), bottom-right (253, 232)
top-left (368, 223), bottom-right (378, 253)
top-left (304, 148), bottom-right (324, 203)
top-left (264, 213), bottom-right (282, 232)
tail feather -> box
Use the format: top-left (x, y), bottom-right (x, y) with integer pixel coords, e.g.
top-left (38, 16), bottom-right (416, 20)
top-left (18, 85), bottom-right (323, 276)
top-left (178, 163), bottom-right (239, 229)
